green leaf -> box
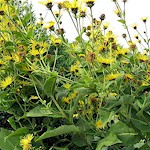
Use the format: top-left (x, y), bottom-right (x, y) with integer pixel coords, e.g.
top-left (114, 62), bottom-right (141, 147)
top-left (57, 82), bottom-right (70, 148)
top-left (44, 72), bottom-right (58, 97)
top-left (0, 128), bottom-right (20, 150)
top-left (7, 116), bottom-right (16, 130)
top-left (6, 127), bottom-right (29, 140)
top-left (117, 19), bottom-right (125, 24)
top-left (99, 108), bottom-right (115, 126)
top-left (26, 105), bottom-right (62, 118)
top-left (96, 133), bottom-right (122, 150)
top-left (24, 13), bottom-right (31, 23)
top-left (131, 118), bottom-right (150, 132)
top-left (109, 121), bottom-right (140, 146)
top-left (27, 29), bottom-right (34, 38)
top-left (36, 125), bottom-right (80, 141)
top-left (72, 133), bottom-right (88, 147)
top-left (120, 95), bottom-right (135, 105)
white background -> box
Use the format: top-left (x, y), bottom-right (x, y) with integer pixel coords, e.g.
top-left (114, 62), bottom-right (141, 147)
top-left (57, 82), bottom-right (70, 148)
top-left (28, 0), bottom-right (150, 48)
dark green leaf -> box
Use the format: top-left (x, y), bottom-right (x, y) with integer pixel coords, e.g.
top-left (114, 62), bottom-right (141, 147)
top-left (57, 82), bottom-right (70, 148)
top-left (44, 72), bottom-right (58, 97)
top-left (96, 133), bottom-right (122, 150)
top-left (72, 133), bottom-right (88, 147)
top-left (36, 125), bottom-right (80, 141)
top-left (6, 127), bottom-right (29, 140)
top-left (0, 128), bottom-right (20, 150)
top-left (109, 121), bottom-right (139, 146)
top-left (117, 19), bottom-right (125, 24)
top-left (26, 105), bottom-right (62, 118)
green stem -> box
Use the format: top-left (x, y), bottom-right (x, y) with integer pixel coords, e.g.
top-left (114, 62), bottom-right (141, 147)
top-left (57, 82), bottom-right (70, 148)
top-left (50, 96), bottom-right (70, 122)
top-left (90, 7), bottom-right (94, 46)
top-left (52, 47), bottom-right (58, 71)
top-left (51, 9), bottom-right (65, 41)
top-left (144, 22), bottom-right (150, 52)
top-left (67, 11), bottom-right (79, 34)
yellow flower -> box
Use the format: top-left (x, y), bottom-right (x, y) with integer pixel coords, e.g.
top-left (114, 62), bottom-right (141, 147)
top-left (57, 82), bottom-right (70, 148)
top-left (121, 59), bottom-right (129, 64)
top-left (103, 22), bottom-right (110, 30)
top-left (96, 120), bottom-right (103, 129)
top-left (50, 36), bottom-right (62, 45)
top-left (124, 74), bottom-right (134, 80)
top-left (79, 100), bottom-right (84, 107)
top-left (0, 4), bottom-right (7, 16)
top-left (109, 93), bottom-right (117, 97)
top-left (18, 80), bottom-right (30, 86)
top-left (131, 23), bottom-right (138, 30)
top-left (30, 95), bottom-right (39, 100)
top-left (69, 91), bottom-right (78, 99)
top-left (78, 54), bottom-right (85, 58)
top-left (43, 21), bottom-right (55, 30)
top-left (73, 114), bottom-right (79, 118)
top-left (114, 9), bottom-right (121, 17)
top-left (70, 65), bottom-right (79, 73)
top-left (11, 53), bottom-right (20, 62)
top-left (137, 54), bottom-right (149, 62)
top-left (59, 1), bottom-right (72, 9)
top-left (62, 97), bottom-right (70, 104)
top-left (106, 73), bottom-right (120, 81)
top-left (116, 47), bottom-right (129, 55)
top-left (70, 0), bottom-right (79, 14)
top-left (39, 0), bottom-right (53, 9)
top-left (141, 17), bottom-right (148, 23)
top-left (20, 134), bottom-right (34, 150)
top-left (79, 6), bottom-right (87, 17)
top-left (0, 59), bottom-right (5, 66)
top-left (83, 0), bottom-right (95, 8)
top-left (0, 76), bottom-right (13, 89)
top-left (3, 55), bottom-right (12, 61)
top-left (98, 57), bottom-right (115, 65)
top-left (63, 83), bottom-right (71, 89)
top-left (29, 40), bottom-right (48, 56)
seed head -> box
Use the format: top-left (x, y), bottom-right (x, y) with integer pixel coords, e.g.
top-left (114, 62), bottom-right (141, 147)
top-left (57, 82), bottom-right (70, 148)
top-left (100, 14), bottom-right (105, 21)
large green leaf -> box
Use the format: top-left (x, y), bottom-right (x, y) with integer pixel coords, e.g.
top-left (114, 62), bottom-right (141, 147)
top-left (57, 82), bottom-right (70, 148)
top-left (26, 105), bottom-right (62, 118)
top-left (6, 127), bottom-right (29, 140)
top-left (0, 128), bottom-right (21, 150)
top-left (99, 108), bottom-right (115, 126)
top-left (72, 133), bottom-right (91, 147)
top-left (36, 125), bottom-right (80, 141)
top-left (131, 118), bottom-right (150, 132)
top-left (109, 121), bottom-right (140, 146)
top-left (44, 72), bottom-right (58, 97)
top-left (96, 133), bottom-right (122, 150)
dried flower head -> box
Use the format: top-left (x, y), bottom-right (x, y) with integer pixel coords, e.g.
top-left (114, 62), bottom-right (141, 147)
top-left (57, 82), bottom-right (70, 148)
top-left (122, 33), bottom-right (127, 38)
top-left (100, 14), bottom-right (105, 21)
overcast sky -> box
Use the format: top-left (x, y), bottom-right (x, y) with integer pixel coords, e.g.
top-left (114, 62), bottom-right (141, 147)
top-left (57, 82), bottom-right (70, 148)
top-left (28, 0), bottom-right (150, 48)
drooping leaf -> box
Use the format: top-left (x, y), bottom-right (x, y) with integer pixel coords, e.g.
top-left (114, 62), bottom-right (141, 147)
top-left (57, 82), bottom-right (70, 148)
top-left (131, 118), bottom-right (150, 132)
top-left (36, 125), bottom-right (80, 141)
top-left (109, 121), bottom-right (140, 146)
top-left (44, 72), bottom-right (58, 97)
top-left (117, 19), bottom-right (125, 24)
top-left (0, 128), bottom-right (20, 150)
top-left (72, 133), bottom-right (88, 147)
top-left (6, 127), bottom-right (29, 140)
top-left (96, 133), bottom-right (122, 150)
top-left (26, 105), bottom-right (62, 118)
